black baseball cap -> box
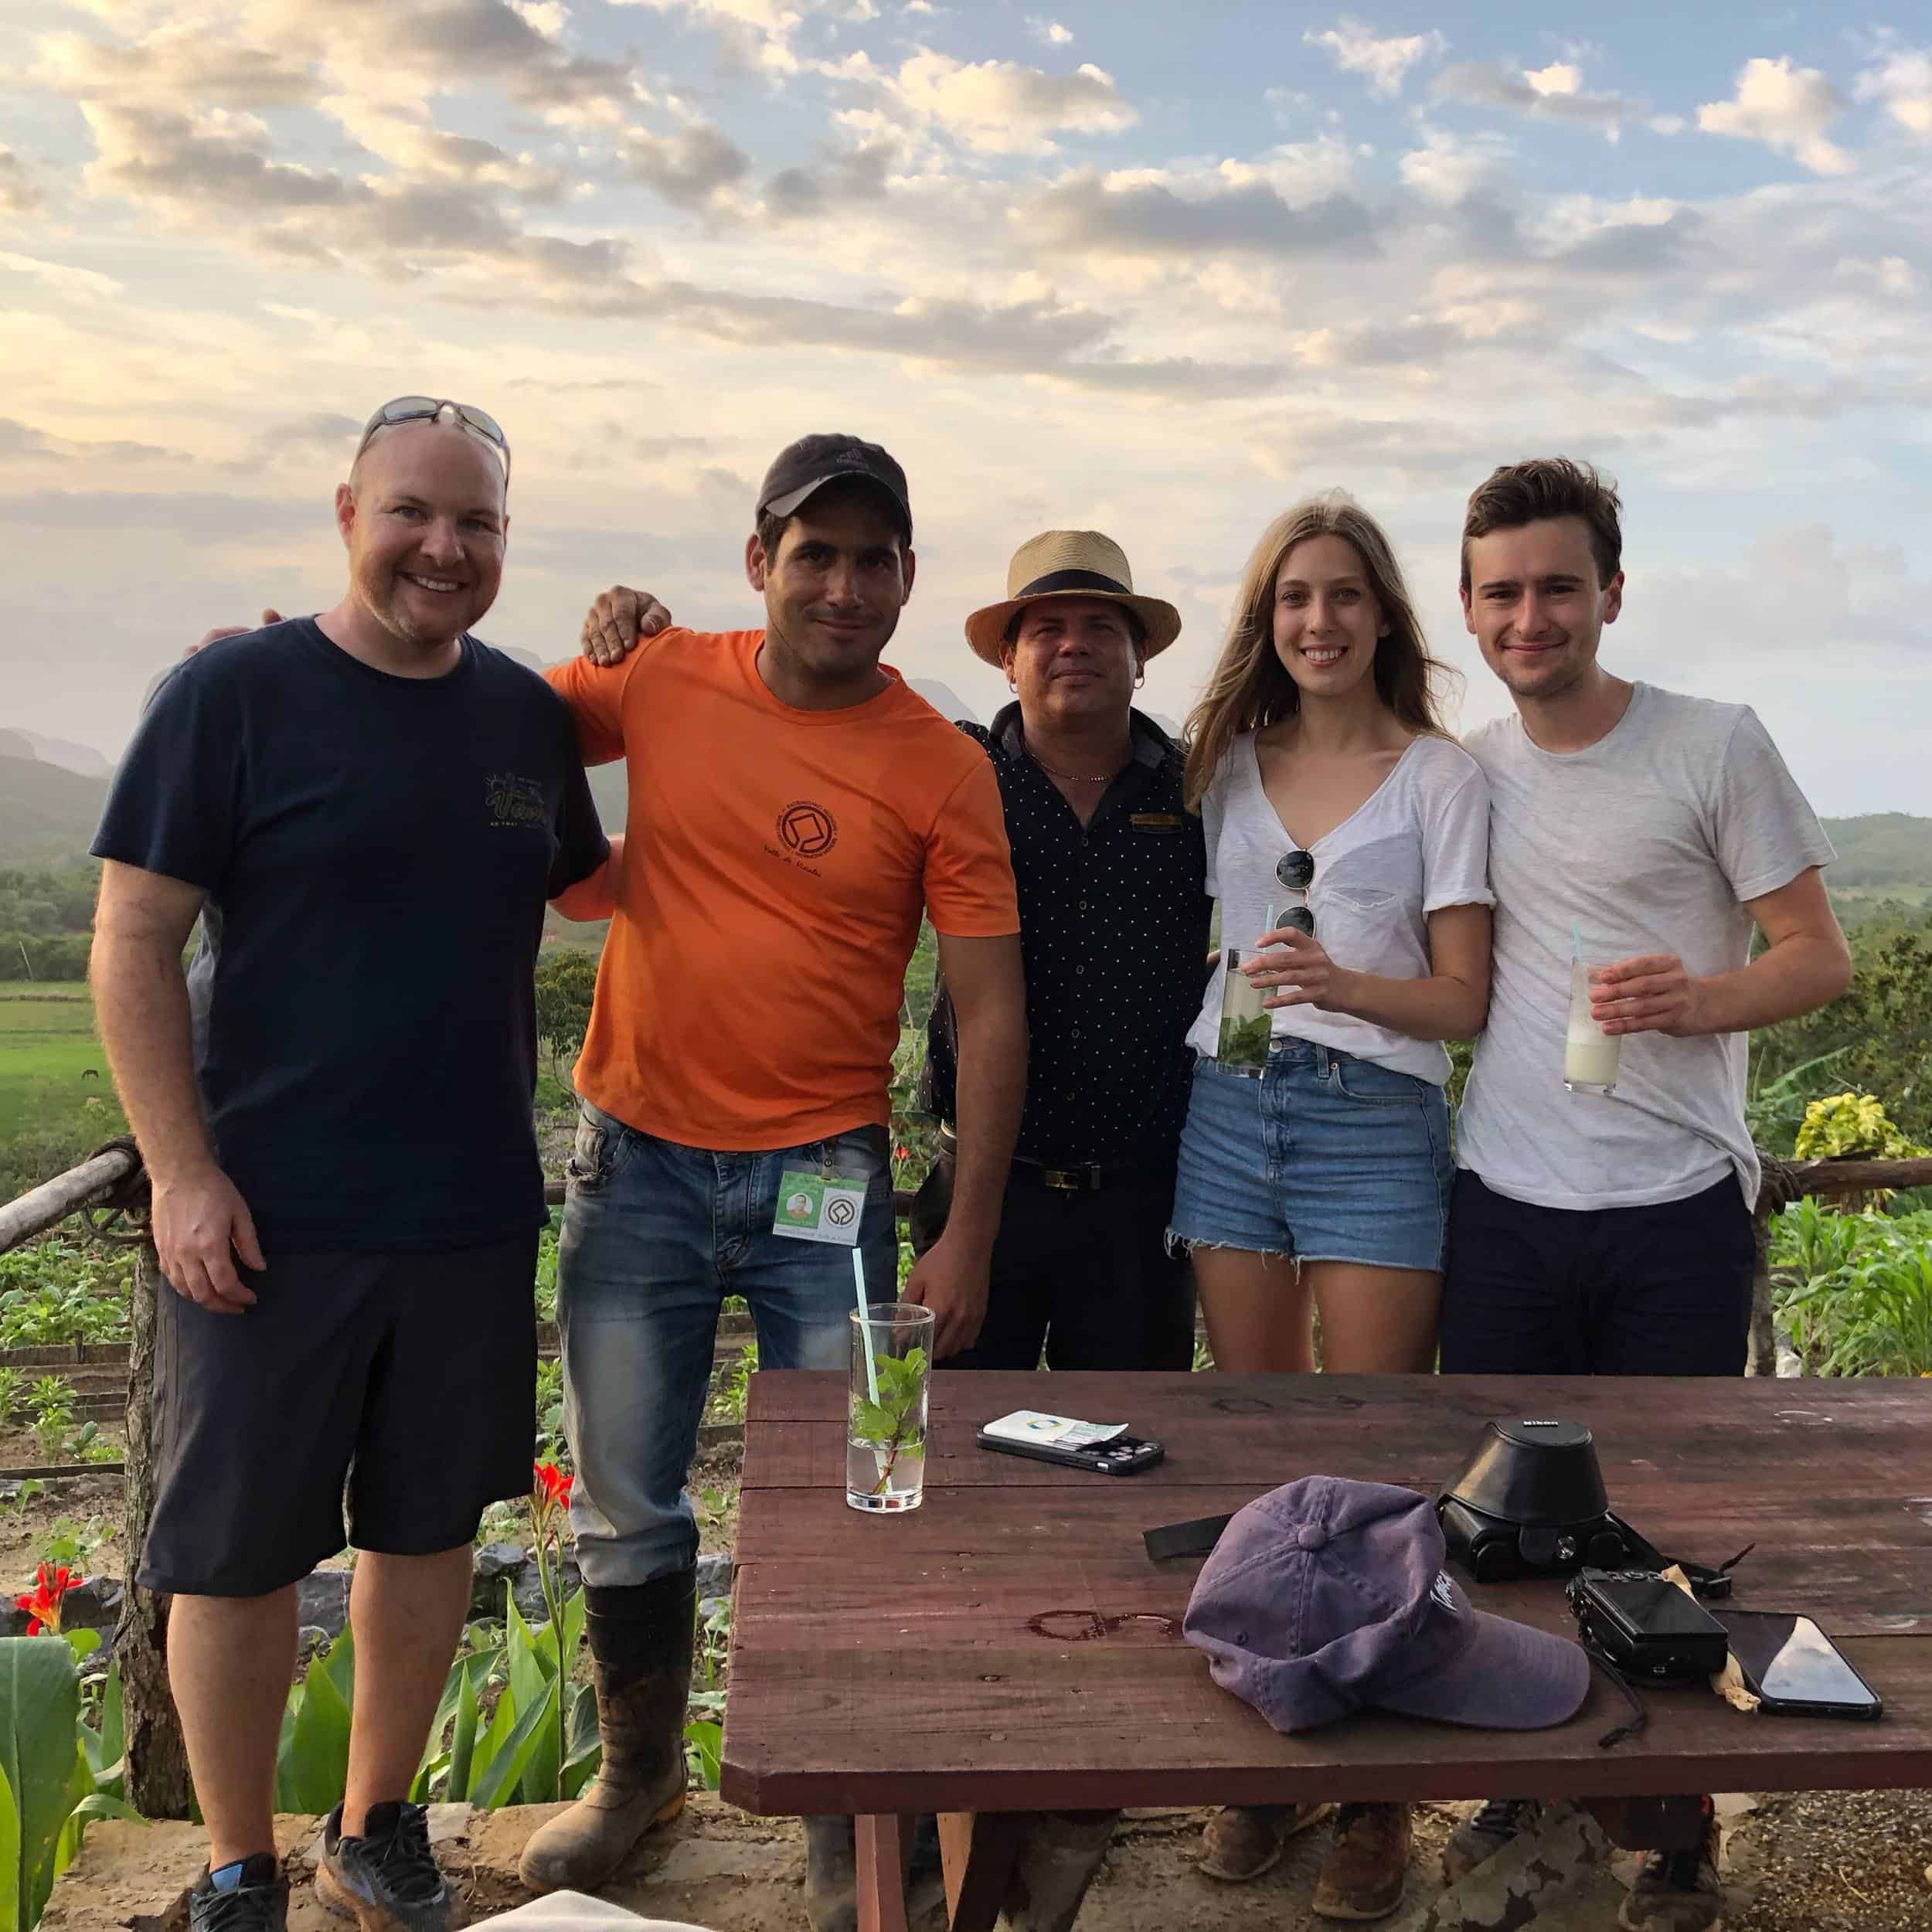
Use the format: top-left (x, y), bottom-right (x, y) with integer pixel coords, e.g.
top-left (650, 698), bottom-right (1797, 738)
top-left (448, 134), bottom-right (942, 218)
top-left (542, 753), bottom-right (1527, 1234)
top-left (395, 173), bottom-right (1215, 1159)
top-left (757, 433), bottom-right (912, 543)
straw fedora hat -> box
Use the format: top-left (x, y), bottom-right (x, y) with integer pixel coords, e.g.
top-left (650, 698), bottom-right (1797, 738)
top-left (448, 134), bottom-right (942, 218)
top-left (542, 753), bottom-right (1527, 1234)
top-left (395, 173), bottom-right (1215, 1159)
top-left (964, 530), bottom-right (1182, 667)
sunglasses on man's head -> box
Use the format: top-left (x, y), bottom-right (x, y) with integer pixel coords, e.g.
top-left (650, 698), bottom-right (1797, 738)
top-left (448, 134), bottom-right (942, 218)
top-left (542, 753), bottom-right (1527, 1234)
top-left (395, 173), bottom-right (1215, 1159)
top-left (1274, 848), bottom-right (1315, 936)
top-left (355, 396), bottom-right (511, 480)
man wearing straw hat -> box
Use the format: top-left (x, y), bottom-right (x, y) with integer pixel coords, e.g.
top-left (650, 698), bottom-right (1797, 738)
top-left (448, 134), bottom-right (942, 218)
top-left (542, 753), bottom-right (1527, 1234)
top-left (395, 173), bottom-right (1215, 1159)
top-left (913, 529), bottom-right (1206, 1379)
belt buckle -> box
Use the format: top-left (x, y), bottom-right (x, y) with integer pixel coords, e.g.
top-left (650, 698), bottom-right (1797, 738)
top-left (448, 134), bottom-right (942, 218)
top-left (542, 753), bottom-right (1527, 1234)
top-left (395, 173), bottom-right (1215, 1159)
top-left (1043, 1166), bottom-right (1094, 1192)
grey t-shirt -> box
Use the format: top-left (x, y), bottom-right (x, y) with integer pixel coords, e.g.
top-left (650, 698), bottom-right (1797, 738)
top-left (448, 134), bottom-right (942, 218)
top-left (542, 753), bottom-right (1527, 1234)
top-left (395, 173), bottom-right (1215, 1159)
top-left (1457, 682), bottom-right (1834, 1210)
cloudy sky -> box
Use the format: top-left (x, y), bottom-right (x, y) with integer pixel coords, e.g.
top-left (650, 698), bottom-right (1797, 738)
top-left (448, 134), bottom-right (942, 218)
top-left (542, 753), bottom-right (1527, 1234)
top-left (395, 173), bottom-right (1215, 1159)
top-left (2, 0), bottom-right (1929, 811)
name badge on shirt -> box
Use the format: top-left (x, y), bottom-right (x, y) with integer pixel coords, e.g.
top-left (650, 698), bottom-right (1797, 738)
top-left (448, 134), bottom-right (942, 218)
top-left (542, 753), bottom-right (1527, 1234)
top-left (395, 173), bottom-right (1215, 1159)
top-left (774, 1170), bottom-right (866, 1246)
top-left (1131, 812), bottom-right (1183, 832)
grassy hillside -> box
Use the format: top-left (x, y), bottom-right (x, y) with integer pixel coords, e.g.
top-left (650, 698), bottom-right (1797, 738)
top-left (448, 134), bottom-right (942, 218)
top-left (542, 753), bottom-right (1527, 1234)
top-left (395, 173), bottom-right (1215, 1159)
top-left (0, 757), bottom-right (109, 866)
top-left (1818, 814), bottom-right (1932, 911)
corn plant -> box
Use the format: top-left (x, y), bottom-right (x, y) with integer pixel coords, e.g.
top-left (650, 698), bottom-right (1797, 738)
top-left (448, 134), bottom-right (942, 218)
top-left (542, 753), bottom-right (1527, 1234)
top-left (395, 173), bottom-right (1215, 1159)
top-left (1774, 1202), bottom-right (1932, 1376)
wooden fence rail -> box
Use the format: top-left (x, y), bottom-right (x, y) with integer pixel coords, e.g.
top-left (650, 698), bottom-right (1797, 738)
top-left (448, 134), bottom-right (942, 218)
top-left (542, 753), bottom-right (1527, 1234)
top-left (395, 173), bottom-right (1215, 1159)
top-left (4, 1143), bottom-right (1931, 1817)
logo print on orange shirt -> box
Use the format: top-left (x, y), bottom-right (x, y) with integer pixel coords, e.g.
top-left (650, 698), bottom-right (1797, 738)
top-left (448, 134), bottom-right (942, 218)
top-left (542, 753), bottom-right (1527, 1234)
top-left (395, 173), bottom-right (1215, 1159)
top-left (778, 801), bottom-right (838, 859)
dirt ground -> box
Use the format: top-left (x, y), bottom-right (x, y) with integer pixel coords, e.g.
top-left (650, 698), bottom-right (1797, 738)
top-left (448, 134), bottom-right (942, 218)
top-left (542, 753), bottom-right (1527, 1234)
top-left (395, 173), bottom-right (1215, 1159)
top-left (45, 1787), bottom-right (1932, 1931)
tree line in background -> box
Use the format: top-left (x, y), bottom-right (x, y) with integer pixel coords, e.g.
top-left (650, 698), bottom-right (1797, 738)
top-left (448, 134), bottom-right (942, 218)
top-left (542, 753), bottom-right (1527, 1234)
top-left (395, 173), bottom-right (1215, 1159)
top-left (4, 859), bottom-right (1931, 1197)
top-left (0, 864), bottom-right (97, 983)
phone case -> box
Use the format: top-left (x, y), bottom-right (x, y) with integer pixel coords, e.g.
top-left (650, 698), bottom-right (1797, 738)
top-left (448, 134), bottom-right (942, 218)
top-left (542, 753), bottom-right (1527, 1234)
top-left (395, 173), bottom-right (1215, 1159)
top-left (975, 1430), bottom-right (1165, 1475)
top-left (1729, 1633), bottom-right (1883, 1720)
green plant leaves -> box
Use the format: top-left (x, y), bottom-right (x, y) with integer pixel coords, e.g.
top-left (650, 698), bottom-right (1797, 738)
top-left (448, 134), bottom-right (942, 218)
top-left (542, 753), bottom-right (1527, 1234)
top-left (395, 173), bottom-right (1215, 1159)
top-left (276, 1631), bottom-right (354, 1818)
top-left (682, 1719), bottom-right (721, 1792)
top-left (0, 1634), bottom-right (83, 1931)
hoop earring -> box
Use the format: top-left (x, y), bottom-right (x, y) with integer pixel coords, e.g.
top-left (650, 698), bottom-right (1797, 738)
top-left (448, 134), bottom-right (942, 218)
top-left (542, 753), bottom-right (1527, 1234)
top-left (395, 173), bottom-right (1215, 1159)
top-left (1134, 671), bottom-right (1146, 689)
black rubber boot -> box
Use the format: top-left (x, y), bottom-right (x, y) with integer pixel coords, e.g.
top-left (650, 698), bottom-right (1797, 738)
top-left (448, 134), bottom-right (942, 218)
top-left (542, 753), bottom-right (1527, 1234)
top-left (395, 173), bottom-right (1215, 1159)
top-left (517, 1569), bottom-right (696, 1893)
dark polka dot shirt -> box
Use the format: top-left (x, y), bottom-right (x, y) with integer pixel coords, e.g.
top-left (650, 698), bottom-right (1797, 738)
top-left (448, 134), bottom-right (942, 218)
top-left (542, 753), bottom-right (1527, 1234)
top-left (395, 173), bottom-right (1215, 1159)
top-left (922, 702), bottom-right (1210, 1168)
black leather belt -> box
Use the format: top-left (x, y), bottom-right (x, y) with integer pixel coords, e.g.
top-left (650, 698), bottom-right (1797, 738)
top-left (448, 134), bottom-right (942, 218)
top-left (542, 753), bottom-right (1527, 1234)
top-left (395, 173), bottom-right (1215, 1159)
top-left (937, 1124), bottom-right (1132, 1192)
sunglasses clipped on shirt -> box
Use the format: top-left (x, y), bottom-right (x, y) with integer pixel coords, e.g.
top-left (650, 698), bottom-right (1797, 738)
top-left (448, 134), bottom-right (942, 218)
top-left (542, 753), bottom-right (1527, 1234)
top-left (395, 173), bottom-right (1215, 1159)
top-left (1273, 847), bottom-right (1315, 937)
top-left (355, 396), bottom-right (512, 481)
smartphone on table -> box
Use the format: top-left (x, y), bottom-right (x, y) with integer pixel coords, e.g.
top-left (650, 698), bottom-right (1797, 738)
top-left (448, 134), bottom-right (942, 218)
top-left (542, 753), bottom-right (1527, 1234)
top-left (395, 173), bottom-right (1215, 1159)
top-left (1713, 1609), bottom-right (1884, 1719)
top-left (977, 1410), bottom-right (1165, 1475)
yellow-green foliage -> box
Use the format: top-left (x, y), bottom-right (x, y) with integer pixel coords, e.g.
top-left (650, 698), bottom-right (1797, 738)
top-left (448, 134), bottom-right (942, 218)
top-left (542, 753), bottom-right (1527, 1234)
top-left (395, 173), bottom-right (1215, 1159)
top-left (1794, 1091), bottom-right (1930, 1162)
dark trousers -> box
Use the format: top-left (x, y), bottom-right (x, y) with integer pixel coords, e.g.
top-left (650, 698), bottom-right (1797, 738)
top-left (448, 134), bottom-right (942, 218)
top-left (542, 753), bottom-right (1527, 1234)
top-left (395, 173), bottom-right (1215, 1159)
top-left (913, 1160), bottom-right (1196, 1371)
top-left (1439, 1169), bottom-right (1755, 1377)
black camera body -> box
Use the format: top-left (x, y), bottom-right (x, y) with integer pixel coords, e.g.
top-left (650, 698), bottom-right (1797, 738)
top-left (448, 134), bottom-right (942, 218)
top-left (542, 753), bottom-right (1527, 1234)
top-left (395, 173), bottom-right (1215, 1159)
top-left (1437, 1495), bottom-right (1641, 1582)
top-left (1437, 1417), bottom-right (1641, 1581)
top-left (1568, 1569), bottom-right (1730, 1681)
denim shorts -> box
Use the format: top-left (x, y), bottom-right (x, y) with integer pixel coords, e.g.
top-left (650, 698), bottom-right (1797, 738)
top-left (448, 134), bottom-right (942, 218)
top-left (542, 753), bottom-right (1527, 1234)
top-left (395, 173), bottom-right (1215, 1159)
top-left (1169, 1043), bottom-right (1452, 1273)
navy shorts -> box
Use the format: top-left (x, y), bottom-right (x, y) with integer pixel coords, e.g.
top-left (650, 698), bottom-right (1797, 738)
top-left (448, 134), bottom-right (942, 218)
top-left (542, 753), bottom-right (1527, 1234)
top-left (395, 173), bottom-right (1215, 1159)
top-left (141, 1235), bottom-right (538, 1597)
top-left (1168, 1044), bottom-right (1452, 1273)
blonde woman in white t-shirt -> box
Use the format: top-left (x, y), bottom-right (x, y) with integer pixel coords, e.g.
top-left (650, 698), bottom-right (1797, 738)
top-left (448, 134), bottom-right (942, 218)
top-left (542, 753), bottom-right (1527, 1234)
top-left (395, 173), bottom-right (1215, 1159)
top-left (1173, 493), bottom-right (1494, 1918)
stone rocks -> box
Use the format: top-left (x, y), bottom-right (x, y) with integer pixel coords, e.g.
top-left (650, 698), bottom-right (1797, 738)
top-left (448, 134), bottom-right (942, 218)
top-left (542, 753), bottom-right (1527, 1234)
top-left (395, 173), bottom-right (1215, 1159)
top-left (296, 1570), bottom-right (351, 1638)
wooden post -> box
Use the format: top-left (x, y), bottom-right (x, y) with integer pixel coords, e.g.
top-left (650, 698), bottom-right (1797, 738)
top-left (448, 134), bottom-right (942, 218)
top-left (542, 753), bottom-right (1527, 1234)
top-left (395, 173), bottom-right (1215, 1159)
top-left (117, 1235), bottom-right (192, 1818)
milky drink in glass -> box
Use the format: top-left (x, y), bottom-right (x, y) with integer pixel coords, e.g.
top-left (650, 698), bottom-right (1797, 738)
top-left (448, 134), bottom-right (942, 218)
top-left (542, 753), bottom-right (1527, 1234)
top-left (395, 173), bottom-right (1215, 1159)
top-left (847, 1302), bottom-right (934, 1512)
top-left (1564, 954), bottom-right (1621, 1095)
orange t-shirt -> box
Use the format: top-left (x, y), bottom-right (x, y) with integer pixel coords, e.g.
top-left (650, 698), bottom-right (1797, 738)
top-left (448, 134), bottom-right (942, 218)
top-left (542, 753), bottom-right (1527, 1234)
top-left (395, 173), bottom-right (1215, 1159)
top-left (546, 628), bottom-right (1019, 1151)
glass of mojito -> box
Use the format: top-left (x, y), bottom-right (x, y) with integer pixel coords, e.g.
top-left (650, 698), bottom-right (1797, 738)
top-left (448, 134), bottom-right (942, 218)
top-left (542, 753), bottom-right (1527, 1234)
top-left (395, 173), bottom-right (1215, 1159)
top-left (847, 1303), bottom-right (934, 1512)
top-left (1217, 946), bottom-right (1274, 1073)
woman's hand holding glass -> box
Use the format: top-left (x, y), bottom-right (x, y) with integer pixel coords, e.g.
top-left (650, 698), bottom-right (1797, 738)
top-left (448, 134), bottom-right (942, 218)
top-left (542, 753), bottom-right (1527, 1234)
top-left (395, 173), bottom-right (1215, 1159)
top-left (1243, 925), bottom-right (1359, 1014)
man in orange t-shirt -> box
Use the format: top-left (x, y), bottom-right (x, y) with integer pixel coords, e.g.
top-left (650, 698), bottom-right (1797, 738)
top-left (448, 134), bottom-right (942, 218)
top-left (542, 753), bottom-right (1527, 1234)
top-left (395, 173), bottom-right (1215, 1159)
top-left (518, 435), bottom-right (1026, 1906)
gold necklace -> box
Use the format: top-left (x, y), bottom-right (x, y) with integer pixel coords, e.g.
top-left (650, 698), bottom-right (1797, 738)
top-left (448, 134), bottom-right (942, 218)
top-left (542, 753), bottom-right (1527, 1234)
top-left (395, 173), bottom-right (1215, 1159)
top-left (1034, 760), bottom-right (1112, 783)
top-left (1029, 744), bottom-right (1126, 784)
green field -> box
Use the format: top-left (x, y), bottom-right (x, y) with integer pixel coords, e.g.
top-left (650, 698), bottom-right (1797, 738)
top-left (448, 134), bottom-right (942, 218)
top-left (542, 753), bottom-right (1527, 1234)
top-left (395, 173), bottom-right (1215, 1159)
top-left (0, 982), bottom-right (110, 1138)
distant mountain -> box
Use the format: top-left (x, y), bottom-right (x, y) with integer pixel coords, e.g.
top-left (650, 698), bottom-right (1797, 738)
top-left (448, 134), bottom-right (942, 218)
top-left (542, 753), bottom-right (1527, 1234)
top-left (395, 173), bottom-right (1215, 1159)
top-left (5, 730), bottom-right (111, 778)
top-left (1820, 814), bottom-right (1932, 908)
top-left (0, 754), bottom-right (111, 865)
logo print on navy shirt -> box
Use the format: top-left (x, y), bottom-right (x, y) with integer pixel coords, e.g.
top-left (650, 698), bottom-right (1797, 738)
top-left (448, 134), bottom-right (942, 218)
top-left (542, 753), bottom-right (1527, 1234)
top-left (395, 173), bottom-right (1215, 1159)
top-left (487, 773), bottom-right (546, 828)
top-left (778, 801), bottom-right (838, 859)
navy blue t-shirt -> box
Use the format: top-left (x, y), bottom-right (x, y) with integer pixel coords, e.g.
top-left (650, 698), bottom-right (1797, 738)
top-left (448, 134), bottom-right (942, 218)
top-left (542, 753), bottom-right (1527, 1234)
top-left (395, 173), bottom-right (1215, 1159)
top-left (92, 619), bottom-right (608, 1253)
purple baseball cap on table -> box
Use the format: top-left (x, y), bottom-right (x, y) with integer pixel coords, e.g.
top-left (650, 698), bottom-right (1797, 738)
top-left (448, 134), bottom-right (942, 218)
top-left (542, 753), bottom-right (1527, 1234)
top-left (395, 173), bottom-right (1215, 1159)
top-left (1183, 1476), bottom-right (1591, 1733)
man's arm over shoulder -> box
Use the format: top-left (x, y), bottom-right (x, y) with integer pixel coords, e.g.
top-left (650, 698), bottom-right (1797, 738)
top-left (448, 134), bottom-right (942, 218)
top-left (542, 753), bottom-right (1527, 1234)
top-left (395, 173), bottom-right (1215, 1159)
top-left (543, 652), bottom-right (638, 768)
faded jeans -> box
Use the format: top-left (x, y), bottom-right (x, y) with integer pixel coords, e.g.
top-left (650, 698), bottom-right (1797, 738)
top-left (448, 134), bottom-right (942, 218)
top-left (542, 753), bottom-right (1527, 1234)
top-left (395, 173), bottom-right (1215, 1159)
top-left (557, 1099), bottom-right (897, 1588)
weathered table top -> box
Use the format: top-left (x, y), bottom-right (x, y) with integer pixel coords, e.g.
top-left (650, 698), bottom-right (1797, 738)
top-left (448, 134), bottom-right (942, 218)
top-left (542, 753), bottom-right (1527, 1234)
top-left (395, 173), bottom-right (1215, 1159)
top-left (721, 1370), bottom-right (1932, 1817)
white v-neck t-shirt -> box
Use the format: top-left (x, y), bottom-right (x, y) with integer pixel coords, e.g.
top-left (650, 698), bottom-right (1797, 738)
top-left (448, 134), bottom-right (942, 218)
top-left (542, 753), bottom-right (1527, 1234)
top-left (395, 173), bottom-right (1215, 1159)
top-left (1185, 732), bottom-right (1494, 1084)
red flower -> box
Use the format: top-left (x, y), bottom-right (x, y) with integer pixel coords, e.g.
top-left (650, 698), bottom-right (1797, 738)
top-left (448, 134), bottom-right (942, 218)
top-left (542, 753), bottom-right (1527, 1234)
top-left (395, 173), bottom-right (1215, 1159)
top-left (15, 1562), bottom-right (72, 1638)
top-left (530, 1461), bottom-right (575, 1544)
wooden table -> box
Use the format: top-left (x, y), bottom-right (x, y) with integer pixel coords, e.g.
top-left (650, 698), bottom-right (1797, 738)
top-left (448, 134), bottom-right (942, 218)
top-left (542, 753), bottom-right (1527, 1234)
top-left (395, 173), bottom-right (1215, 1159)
top-left (721, 1370), bottom-right (1932, 1931)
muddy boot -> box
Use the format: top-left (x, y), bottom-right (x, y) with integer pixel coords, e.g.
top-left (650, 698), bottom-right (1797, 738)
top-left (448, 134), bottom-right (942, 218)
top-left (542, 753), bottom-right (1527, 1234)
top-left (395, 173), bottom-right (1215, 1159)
top-left (1001, 1811), bottom-right (1119, 1932)
top-left (518, 1568), bottom-right (696, 1893)
top-left (1311, 1801), bottom-right (1412, 1921)
top-left (1440, 1798), bottom-right (1542, 1886)
top-left (1618, 1800), bottom-right (1724, 1932)
top-left (1199, 1803), bottom-right (1330, 1883)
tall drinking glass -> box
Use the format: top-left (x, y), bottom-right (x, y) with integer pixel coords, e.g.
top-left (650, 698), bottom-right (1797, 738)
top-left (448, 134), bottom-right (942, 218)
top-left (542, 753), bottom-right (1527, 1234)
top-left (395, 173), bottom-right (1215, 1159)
top-left (1564, 955), bottom-right (1621, 1096)
top-left (1217, 947), bottom-right (1273, 1073)
top-left (847, 1303), bottom-right (934, 1513)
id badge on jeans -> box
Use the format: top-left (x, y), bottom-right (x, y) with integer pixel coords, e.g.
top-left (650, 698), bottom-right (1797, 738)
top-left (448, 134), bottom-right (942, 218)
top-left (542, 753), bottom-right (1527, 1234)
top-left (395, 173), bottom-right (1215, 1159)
top-left (774, 1169), bottom-right (866, 1246)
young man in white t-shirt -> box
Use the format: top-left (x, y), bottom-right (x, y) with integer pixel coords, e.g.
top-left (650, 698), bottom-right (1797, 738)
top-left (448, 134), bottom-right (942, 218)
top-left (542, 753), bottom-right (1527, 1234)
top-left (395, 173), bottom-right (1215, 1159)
top-left (1439, 457), bottom-right (1850, 1932)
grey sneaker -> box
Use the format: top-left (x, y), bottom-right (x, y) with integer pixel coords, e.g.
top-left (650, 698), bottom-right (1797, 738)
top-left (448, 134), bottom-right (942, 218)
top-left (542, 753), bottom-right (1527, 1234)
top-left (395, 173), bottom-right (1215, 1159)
top-left (189, 1853), bottom-right (289, 1932)
top-left (316, 1802), bottom-right (461, 1931)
